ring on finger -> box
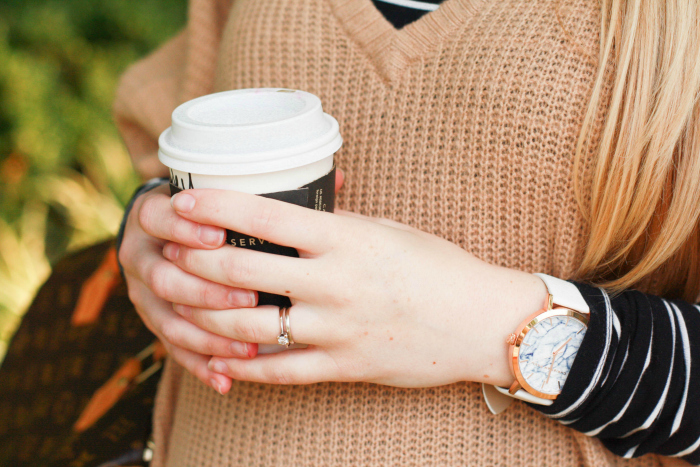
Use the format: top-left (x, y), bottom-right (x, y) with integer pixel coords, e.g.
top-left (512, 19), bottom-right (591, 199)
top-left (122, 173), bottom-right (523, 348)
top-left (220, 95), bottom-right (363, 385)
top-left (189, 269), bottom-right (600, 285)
top-left (283, 306), bottom-right (295, 346)
top-left (277, 307), bottom-right (291, 347)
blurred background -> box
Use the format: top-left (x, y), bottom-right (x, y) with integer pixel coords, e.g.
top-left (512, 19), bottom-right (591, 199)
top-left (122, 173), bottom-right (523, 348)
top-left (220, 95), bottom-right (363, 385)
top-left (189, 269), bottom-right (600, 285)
top-left (0, 0), bottom-right (188, 363)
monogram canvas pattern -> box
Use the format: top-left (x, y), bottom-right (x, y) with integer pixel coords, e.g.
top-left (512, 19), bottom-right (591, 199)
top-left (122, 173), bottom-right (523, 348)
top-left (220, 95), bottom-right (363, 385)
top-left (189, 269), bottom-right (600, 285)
top-left (0, 242), bottom-right (159, 466)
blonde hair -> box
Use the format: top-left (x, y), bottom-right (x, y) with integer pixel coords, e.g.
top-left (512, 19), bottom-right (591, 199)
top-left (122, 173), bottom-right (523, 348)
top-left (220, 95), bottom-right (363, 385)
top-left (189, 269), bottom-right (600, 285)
top-left (573, 0), bottom-right (700, 301)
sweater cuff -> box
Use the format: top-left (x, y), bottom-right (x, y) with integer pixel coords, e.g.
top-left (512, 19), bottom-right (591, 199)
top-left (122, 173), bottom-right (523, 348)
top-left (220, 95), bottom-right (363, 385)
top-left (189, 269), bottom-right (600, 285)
top-left (115, 177), bottom-right (169, 277)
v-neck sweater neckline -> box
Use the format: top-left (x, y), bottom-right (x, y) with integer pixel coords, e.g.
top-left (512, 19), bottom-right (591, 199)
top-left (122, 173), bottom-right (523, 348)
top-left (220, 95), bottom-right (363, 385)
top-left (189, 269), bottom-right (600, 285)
top-left (327, 0), bottom-right (486, 82)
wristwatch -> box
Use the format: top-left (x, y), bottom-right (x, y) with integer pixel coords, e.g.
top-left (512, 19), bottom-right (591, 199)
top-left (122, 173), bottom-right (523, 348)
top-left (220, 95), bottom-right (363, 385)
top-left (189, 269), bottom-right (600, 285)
top-left (482, 273), bottom-right (589, 414)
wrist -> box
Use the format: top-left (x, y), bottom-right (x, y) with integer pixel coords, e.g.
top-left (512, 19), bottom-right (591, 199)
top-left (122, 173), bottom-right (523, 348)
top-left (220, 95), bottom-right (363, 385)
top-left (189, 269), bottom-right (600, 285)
top-left (461, 266), bottom-right (548, 386)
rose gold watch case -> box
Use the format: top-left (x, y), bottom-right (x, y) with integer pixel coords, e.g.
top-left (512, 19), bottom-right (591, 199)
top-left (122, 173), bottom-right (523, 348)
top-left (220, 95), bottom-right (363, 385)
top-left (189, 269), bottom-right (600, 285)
top-left (509, 306), bottom-right (589, 400)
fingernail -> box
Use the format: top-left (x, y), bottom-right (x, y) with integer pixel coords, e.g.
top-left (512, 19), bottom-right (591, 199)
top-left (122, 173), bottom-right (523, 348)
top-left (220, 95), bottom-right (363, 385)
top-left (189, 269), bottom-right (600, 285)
top-left (229, 341), bottom-right (247, 357)
top-left (162, 243), bottom-right (180, 261)
top-left (209, 359), bottom-right (227, 374)
top-left (228, 289), bottom-right (255, 307)
top-left (172, 193), bottom-right (195, 212)
top-left (199, 225), bottom-right (224, 246)
top-left (209, 378), bottom-right (224, 395)
top-left (247, 343), bottom-right (258, 358)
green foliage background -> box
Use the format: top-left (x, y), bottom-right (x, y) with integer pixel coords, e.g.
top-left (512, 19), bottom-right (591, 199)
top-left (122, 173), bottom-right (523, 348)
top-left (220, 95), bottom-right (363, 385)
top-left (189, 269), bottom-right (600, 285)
top-left (0, 0), bottom-right (188, 362)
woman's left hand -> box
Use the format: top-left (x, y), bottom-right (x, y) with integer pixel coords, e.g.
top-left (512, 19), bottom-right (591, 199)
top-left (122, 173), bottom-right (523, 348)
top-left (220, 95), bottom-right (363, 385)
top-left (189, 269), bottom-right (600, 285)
top-left (162, 189), bottom-right (547, 391)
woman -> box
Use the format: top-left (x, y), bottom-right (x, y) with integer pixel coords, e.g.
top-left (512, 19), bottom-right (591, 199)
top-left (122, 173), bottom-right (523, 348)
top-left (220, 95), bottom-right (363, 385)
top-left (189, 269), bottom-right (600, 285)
top-left (116, 0), bottom-right (700, 465)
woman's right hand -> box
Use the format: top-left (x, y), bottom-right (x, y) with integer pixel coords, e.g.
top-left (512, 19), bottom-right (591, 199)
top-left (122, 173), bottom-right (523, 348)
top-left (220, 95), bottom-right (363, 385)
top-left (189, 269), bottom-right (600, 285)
top-left (118, 184), bottom-right (258, 394)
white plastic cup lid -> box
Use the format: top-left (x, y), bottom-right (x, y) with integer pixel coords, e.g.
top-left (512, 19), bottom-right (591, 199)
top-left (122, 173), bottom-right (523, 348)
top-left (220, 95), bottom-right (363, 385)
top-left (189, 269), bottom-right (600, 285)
top-left (158, 88), bottom-right (342, 176)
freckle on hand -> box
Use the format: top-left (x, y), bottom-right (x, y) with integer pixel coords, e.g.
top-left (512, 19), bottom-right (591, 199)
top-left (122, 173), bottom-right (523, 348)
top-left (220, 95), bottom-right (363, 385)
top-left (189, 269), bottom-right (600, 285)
top-left (432, 362), bottom-right (436, 365)
top-left (363, 331), bottom-right (369, 336)
top-left (285, 290), bottom-right (290, 294)
top-left (483, 374), bottom-right (489, 378)
top-left (389, 337), bottom-right (393, 341)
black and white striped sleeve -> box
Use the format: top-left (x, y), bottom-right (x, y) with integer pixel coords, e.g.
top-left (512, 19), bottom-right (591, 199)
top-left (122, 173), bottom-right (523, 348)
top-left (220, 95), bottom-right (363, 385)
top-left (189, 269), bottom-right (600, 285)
top-left (115, 177), bottom-right (169, 276)
top-left (532, 282), bottom-right (700, 464)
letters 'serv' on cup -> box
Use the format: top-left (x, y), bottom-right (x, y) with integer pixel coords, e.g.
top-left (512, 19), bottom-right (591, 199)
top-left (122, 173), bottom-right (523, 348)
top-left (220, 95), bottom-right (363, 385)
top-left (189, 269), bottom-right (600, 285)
top-left (158, 88), bottom-right (342, 352)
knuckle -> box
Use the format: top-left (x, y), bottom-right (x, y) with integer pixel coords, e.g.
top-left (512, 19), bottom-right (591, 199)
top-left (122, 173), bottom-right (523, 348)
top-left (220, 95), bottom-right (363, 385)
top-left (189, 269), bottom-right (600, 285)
top-left (250, 204), bottom-right (281, 238)
top-left (148, 262), bottom-right (171, 298)
top-left (266, 366), bottom-right (294, 385)
top-left (203, 337), bottom-right (231, 358)
top-left (118, 244), bottom-right (133, 272)
top-left (179, 246), bottom-right (196, 271)
top-left (134, 259), bottom-right (152, 285)
top-left (201, 338), bottom-right (220, 356)
top-left (137, 195), bottom-right (159, 233)
top-left (170, 218), bottom-right (195, 244)
top-left (159, 321), bottom-right (180, 346)
top-left (199, 282), bottom-right (227, 309)
top-left (196, 286), bottom-right (211, 309)
top-left (190, 309), bottom-right (215, 332)
top-left (222, 255), bottom-right (255, 286)
top-left (233, 319), bottom-right (262, 343)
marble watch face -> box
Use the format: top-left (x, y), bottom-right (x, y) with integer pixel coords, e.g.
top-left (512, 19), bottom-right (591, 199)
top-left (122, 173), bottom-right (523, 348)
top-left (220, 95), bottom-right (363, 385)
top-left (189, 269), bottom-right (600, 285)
top-left (517, 315), bottom-right (587, 396)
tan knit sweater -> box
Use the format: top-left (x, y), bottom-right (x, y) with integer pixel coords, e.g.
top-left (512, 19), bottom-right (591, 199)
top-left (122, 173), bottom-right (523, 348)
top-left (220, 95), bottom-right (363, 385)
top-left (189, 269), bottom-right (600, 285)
top-left (114, 1), bottom-right (690, 465)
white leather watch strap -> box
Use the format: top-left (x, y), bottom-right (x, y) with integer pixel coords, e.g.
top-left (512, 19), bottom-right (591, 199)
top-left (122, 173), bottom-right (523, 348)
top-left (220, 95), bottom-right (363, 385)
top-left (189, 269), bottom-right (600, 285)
top-left (482, 384), bottom-right (554, 414)
top-left (533, 273), bottom-right (589, 314)
top-left (482, 383), bottom-right (514, 414)
top-left (483, 274), bottom-right (590, 414)
top-left (498, 385), bottom-right (554, 405)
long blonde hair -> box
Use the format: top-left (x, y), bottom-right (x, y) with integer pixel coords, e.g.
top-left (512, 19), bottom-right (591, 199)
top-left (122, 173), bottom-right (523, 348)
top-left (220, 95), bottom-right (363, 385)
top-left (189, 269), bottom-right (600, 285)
top-left (574, 0), bottom-right (700, 301)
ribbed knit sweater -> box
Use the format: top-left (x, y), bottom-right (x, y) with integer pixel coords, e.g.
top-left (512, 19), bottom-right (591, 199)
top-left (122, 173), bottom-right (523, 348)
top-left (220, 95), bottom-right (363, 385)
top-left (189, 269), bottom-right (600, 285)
top-left (113, 0), bottom-right (692, 465)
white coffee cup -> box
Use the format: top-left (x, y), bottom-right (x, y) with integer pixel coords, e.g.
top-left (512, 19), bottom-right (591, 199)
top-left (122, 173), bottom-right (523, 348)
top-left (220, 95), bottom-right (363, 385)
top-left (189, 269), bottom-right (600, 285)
top-left (159, 88), bottom-right (341, 193)
top-left (158, 88), bottom-right (342, 353)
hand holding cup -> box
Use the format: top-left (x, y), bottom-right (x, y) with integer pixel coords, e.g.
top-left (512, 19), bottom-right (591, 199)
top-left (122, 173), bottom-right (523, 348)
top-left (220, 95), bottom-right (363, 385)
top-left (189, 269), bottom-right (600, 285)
top-left (118, 184), bottom-right (259, 395)
top-left (163, 189), bottom-right (548, 390)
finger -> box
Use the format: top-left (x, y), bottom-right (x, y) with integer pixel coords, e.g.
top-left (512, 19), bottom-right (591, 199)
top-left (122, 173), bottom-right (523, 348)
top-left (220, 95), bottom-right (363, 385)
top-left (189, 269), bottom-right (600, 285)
top-left (137, 239), bottom-right (256, 309)
top-left (163, 242), bottom-right (317, 299)
top-left (166, 343), bottom-right (233, 395)
top-left (138, 192), bottom-right (227, 248)
top-left (170, 189), bottom-right (341, 253)
top-left (172, 303), bottom-right (328, 345)
top-left (127, 280), bottom-right (233, 394)
top-left (335, 168), bottom-right (344, 194)
top-left (208, 348), bottom-right (346, 385)
top-left (132, 280), bottom-right (257, 359)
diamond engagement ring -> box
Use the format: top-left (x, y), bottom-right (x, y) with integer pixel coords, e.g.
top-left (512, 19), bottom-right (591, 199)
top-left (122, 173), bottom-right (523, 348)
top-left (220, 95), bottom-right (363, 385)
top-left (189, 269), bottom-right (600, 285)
top-left (277, 307), bottom-right (295, 348)
top-left (277, 307), bottom-right (290, 347)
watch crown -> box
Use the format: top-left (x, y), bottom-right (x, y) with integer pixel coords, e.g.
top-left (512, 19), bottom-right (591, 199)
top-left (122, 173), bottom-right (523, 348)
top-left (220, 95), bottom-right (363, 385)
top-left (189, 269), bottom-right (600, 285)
top-left (506, 333), bottom-right (517, 345)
